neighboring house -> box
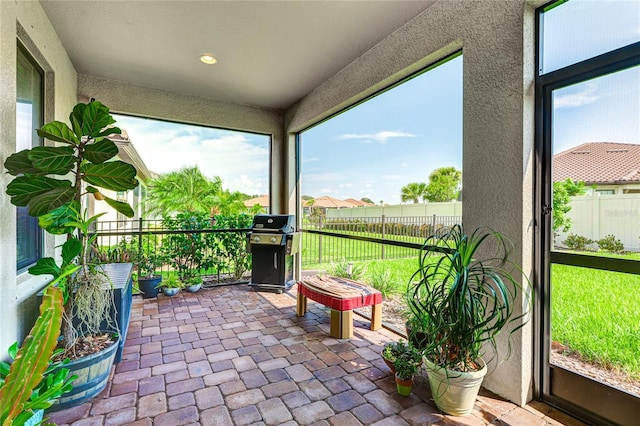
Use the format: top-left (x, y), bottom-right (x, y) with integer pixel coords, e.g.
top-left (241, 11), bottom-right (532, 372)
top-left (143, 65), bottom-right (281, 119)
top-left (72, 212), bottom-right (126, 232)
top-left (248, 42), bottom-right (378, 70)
top-left (344, 198), bottom-right (375, 207)
top-left (244, 194), bottom-right (269, 213)
top-left (87, 130), bottom-right (153, 225)
top-left (553, 142), bottom-right (640, 195)
top-left (305, 195), bottom-right (366, 216)
top-left (312, 195), bottom-right (357, 209)
top-left (245, 195), bottom-right (374, 215)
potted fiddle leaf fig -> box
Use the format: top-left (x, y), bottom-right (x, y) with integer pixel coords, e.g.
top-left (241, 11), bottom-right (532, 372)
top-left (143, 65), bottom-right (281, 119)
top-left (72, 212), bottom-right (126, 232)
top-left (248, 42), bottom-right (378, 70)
top-left (406, 224), bottom-right (531, 416)
top-left (3, 100), bottom-right (139, 408)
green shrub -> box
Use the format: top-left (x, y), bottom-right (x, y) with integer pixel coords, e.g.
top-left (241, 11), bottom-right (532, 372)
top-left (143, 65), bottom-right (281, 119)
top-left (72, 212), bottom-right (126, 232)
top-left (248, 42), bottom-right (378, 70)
top-left (329, 259), bottom-right (366, 281)
top-left (597, 234), bottom-right (624, 253)
top-left (564, 234), bottom-right (594, 251)
top-left (367, 265), bottom-right (398, 298)
top-left (212, 213), bottom-right (253, 279)
top-left (162, 212), bottom-right (216, 280)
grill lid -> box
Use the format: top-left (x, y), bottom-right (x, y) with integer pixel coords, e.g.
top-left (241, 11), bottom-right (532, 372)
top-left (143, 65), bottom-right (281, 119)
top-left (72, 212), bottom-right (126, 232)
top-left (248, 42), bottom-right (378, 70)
top-left (250, 214), bottom-right (295, 234)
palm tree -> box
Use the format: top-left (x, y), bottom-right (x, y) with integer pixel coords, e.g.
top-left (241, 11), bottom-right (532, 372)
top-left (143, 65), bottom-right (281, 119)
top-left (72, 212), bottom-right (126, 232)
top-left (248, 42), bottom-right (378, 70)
top-left (145, 166), bottom-right (223, 217)
top-left (400, 182), bottom-right (428, 203)
top-left (214, 190), bottom-right (249, 216)
top-left (424, 167), bottom-right (462, 202)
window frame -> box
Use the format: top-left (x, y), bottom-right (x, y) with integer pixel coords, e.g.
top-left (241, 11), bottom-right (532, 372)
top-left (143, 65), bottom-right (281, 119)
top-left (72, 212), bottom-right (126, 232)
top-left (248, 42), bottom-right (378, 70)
top-left (295, 51), bottom-right (463, 225)
top-left (534, 3), bottom-right (640, 423)
top-left (15, 41), bottom-right (44, 273)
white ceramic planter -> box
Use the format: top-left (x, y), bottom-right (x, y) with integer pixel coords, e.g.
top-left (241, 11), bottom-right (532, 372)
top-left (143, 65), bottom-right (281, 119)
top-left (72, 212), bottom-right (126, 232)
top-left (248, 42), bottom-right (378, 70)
top-left (163, 287), bottom-right (180, 297)
top-left (186, 283), bottom-right (201, 293)
top-left (423, 356), bottom-right (487, 416)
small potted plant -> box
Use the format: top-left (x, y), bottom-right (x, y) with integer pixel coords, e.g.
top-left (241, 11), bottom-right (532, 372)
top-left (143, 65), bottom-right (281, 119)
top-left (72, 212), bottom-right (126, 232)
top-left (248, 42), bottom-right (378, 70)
top-left (136, 251), bottom-right (163, 299)
top-left (393, 344), bottom-right (422, 396)
top-left (407, 225), bottom-right (531, 415)
top-left (159, 274), bottom-right (183, 297)
top-left (382, 340), bottom-right (411, 374)
top-left (184, 276), bottom-right (203, 293)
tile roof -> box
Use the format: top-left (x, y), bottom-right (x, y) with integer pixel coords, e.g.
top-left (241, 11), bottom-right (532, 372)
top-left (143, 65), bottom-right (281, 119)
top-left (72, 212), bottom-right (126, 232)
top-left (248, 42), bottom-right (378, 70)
top-left (244, 194), bottom-right (270, 207)
top-left (312, 195), bottom-right (356, 208)
top-left (553, 142), bottom-right (640, 184)
top-left (343, 198), bottom-right (375, 207)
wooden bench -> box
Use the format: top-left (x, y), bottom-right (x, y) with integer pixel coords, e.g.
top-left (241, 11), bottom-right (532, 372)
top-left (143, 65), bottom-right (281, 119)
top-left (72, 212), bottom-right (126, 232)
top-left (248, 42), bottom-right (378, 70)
top-left (296, 275), bottom-right (382, 339)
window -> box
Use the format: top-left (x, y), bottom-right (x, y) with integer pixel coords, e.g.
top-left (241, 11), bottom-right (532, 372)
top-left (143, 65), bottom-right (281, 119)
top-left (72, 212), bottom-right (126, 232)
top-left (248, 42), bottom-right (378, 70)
top-left (539, 0), bottom-right (640, 74)
top-left (111, 115), bottom-right (271, 218)
top-left (298, 54), bottom-right (462, 265)
top-left (16, 43), bottom-right (43, 272)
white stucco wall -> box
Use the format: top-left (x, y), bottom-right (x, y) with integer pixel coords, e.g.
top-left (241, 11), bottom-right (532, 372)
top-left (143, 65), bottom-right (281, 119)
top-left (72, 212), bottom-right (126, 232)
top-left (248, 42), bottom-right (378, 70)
top-left (0, 0), bottom-right (78, 354)
top-left (285, 0), bottom-right (541, 405)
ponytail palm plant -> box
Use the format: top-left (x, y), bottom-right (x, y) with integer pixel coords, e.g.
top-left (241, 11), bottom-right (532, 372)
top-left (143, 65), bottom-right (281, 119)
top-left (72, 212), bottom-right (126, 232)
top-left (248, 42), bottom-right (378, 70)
top-left (406, 224), bottom-right (531, 373)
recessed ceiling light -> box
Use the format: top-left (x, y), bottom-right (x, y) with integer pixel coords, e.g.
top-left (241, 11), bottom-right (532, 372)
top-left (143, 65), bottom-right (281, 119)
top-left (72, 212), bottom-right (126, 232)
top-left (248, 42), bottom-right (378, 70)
top-left (200, 54), bottom-right (217, 65)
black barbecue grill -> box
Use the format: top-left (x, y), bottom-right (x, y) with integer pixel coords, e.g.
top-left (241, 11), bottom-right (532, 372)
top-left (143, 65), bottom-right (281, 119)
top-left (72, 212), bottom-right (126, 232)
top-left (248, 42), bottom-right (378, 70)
top-left (247, 214), bottom-right (300, 293)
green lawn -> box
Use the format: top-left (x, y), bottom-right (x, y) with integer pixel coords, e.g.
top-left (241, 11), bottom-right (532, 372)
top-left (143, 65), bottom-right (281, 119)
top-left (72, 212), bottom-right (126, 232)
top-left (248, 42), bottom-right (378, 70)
top-left (304, 257), bottom-right (419, 297)
top-left (552, 264), bottom-right (640, 378)
top-left (300, 232), bottom-right (418, 265)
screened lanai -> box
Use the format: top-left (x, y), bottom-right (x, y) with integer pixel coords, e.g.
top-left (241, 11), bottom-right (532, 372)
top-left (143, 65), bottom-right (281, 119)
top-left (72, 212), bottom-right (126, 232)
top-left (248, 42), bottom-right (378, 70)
top-left (1, 1), bottom-right (639, 425)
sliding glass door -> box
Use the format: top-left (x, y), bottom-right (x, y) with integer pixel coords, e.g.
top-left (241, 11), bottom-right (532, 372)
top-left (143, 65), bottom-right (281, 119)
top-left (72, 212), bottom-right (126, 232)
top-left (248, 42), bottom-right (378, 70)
top-left (537, 1), bottom-right (640, 424)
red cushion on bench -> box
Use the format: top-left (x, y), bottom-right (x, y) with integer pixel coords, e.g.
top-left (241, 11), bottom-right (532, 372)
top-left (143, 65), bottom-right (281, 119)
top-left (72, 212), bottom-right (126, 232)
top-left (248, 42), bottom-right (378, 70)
top-left (297, 278), bottom-right (382, 311)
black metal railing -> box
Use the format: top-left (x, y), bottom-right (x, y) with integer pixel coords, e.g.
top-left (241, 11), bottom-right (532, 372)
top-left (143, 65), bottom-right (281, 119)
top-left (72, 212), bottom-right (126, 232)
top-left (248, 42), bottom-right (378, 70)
top-left (300, 214), bottom-right (460, 265)
top-left (91, 214), bottom-right (460, 280)
top-left (90, 219), bottom-right (252, 286)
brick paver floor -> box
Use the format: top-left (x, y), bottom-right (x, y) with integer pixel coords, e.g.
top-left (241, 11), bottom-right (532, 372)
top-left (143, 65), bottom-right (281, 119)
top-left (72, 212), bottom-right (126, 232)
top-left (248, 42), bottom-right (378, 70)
top-left (48, 284), bottom-right (585, 426)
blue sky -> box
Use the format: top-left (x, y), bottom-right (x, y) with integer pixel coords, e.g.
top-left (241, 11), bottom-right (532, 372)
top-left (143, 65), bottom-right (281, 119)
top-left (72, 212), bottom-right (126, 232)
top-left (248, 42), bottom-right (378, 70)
top-left (544, 0), bottom-right (640, 155)
top-left (113, 0), bottom-right (639, 205)
top-left (300, 55), bottom-right (462, 204)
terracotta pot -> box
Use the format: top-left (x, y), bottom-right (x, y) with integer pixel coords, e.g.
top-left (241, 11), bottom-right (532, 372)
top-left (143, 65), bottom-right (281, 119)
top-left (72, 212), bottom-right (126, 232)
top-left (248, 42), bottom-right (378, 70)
top-left (382, 356), bottom-right (396, 375)
top-left (395, 372), bottom-right (413, 396)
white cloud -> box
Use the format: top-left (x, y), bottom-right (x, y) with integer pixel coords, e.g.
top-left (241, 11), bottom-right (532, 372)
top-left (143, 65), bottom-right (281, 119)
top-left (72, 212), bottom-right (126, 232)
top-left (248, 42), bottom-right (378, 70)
top-left (339, 131), bottom-right (416, 144)
top-left (232, 174), bottom-right (266, 195)
top-left (338, 183), bottom-right (353, 188)
top-left (554, 82), bottom-right (599, 108)
top-left (114, 115), bottom-right (269, 195)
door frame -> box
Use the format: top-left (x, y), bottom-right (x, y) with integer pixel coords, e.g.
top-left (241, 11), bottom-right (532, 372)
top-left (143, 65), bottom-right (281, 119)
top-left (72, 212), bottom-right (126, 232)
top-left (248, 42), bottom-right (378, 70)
top-left (534, 25), bottom-right (640, 424)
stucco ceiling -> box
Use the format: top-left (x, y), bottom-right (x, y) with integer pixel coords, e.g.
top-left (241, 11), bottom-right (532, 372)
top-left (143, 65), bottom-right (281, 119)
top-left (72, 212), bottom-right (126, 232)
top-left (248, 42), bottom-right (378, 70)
top-left (39, 1), bottom-right (434, 111)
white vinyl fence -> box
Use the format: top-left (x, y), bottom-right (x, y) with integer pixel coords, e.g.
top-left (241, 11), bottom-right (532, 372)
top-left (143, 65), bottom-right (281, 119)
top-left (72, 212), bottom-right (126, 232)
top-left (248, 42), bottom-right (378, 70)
top-left (557, 193), bottom-right (640, 251)
top-left (327, 201), bottom-right (462, 219)
top-left (326, 195), bottom-right (640, 251)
